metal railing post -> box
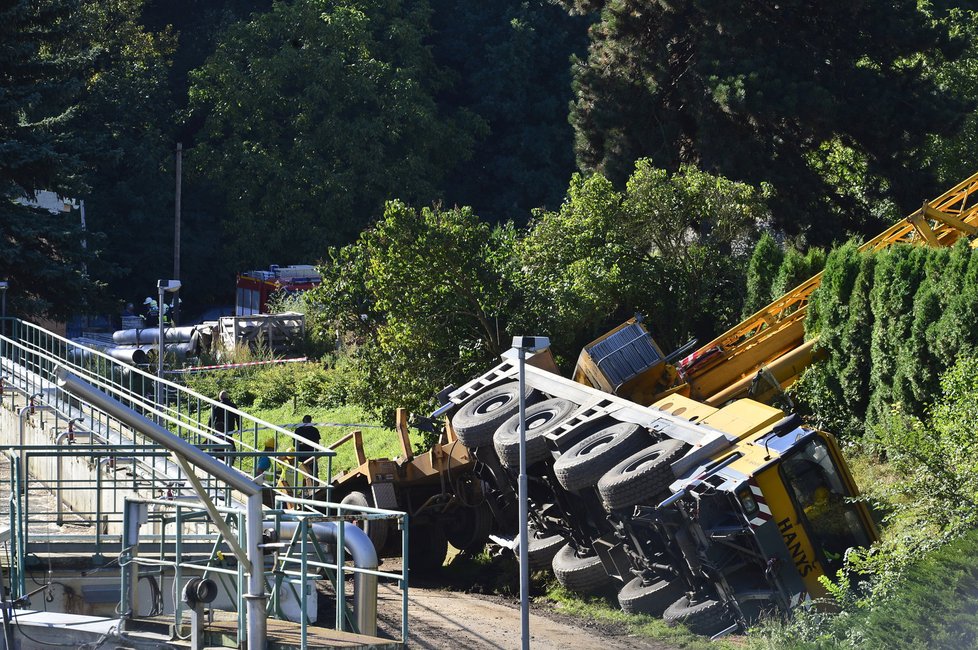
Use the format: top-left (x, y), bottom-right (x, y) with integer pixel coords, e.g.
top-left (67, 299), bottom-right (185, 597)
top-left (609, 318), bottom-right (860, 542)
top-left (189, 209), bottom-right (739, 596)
top-left (301, 517), bottom-right (308, 649)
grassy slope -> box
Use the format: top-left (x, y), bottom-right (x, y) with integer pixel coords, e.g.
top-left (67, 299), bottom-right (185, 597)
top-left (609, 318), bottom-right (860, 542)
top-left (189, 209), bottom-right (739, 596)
top-left (243, 402), bottom-right (403, 477)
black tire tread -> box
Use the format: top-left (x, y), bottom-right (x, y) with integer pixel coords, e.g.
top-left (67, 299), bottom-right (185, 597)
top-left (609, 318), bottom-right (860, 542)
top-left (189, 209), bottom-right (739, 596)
top-left (493, 398), bottom-right (578, 469)
top-left (451, 382), bottom-right (535, 449)
top-left (340, 490), bottom-right (390, 552)
top-left (553, 422), bottom-right (649, 492)
top-left (524, 530), bottom-right (565, 570)
top-left (618, 576), bottom-right (684, 616)
top-left (597, 439), bottom-right (690, 511)
top-left (551, 543), bottom-right (612, 596)
top-left (663, 595), bottom-right (732, 636)
top-left (445, 502), bottom-right (494, 553)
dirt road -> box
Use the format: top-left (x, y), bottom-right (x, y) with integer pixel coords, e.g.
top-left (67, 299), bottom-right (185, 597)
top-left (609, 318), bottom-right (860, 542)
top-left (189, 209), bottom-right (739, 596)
top-left (375, 580), bottom-right (678, 650)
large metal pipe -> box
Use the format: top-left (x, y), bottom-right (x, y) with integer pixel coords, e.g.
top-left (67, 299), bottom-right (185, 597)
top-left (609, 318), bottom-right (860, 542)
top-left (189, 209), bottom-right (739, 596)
top-left (68, 346), bottom-right (149, 366)
top-left (271, 521), bottom-right (378, 636)
top-left (54, 368), bottom-right (267, 650)
top-left (159, 341), bottom-right (197, 361)
top-left (112, 326), bottom-right (198, 346)
top-left (104, 347), bottom-right (150, 365)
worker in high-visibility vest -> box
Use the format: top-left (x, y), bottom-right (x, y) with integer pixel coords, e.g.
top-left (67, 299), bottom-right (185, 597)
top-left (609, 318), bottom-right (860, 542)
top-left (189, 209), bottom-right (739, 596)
top-left (254, 438), bottom-right (277, 507)
top-left (276, 448), bottom-right (300, 509)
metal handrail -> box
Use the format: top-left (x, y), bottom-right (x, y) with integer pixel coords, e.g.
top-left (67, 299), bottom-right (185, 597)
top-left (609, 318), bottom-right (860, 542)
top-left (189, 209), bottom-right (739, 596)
top-left (0, 318), bottom-right (334, 501)
top-left (0, 317), bottom-right (408, 648)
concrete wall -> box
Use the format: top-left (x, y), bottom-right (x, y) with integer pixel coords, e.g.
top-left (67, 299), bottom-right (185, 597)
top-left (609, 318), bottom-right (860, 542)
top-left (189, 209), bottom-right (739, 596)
top-left (0, 399), bottom-right (155, 533)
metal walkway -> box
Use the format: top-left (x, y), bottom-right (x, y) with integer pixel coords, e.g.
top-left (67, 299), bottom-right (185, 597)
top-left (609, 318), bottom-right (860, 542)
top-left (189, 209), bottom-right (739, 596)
top-left (0, 318), bottom-right (408, 649)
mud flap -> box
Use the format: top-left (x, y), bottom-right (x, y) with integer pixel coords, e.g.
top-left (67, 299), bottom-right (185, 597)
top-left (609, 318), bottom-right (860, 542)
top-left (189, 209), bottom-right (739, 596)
top-left (592, 532), bottom-right (630, 583)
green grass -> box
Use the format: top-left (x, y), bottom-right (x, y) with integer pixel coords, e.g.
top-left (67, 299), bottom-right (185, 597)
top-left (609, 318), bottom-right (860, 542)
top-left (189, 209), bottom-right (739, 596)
top-left (543, 584), bottom-right (741, 649)
top-left (241, 402), bottom-right (403, 477)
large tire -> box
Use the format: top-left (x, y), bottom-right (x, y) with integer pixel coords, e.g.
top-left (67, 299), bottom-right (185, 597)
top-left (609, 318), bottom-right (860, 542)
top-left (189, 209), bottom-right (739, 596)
top-left (553, 422), bottom-right (650, 492)
top-left (445, 502), bottom-right (494, 553)
top-left (551, 543), bottom-right (613, 596)
top-left (451, 382), bottom-right (537, 449)
top-left (340, 490), bottom-right (390, 553)
top-left (618, 576), bottom-right (684, 616)
top-left (408, 523), bottom-right (449, 574)
top-left (663, 595), bottom-right (732, 636)
top-left (597, 439), bottom-right (690, 511)
top-left (523, 527), bottom-right (566, 570)
top-left (493, 398), bottom-right (578, 469)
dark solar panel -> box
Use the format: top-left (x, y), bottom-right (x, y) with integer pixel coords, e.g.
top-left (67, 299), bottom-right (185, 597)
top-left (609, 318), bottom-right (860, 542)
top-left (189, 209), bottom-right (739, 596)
top-left (587, 323), bottom-right (661, 388)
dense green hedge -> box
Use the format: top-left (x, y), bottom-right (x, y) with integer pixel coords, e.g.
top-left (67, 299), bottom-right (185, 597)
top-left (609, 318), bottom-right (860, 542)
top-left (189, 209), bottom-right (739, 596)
top-left (797, 239), bottom-right (978, 437)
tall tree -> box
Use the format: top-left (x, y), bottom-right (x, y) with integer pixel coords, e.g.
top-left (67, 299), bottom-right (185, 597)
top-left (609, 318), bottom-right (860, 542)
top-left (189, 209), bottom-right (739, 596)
top-left (428, 1), bottom-right (588, 222)
top-left (189, 0), bottom-right (480, 269)
top-left (0, 0), bottom-right (101, 319)
top-left (66, 0), bottom-right (179, 310)
top-left (309, 201), bottom-right (512, 419)
top-left (742, 233), bottom-right (783, 318)
top-left (514, 161), bottom-right (768, 356)
top-left (562, 0), bottom-right (970, 244)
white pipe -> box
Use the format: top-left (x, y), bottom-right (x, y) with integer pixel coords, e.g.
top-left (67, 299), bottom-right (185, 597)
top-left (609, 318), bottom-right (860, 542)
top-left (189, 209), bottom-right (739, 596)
top-left (270, 521), bottom-right (378, 636)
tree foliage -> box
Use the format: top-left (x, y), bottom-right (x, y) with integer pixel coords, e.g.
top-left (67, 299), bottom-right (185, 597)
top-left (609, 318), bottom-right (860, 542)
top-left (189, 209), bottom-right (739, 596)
top-left (310, 162), bottom-right (770, 420)
top-left (513, 162), bottom-right (769, 358)
top-left (428, 1), bottom-right (587, 222)
top-left (797, 240), bottom-right (978, 436)
top-left (189, 0), bottom-right (480, 269)
top-left (742, 232), bottom-right (783, 318)
top-left (308, 201), bottom-right (512, 422)
top-left (562, 0), bottom-right (970, 244)
top-left (67, 0), bottom-right (178, 307)
top-left (0, 0), bottom-right (103, 318)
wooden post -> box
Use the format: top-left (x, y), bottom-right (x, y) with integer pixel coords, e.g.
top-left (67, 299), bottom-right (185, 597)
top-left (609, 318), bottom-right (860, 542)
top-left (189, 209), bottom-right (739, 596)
top-left (396, 408), bottom-right (413, 461)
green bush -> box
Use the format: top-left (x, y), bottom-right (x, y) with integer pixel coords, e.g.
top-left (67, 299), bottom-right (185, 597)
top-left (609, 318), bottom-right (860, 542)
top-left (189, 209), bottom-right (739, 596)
top-left (770, 245), bottom-right (826, 299)
top-left (251, 362), bottom-right (303, 409)
top-left (753, 528), bottom-right (978, 650)
top-left (796, 242), bottom-right (978, 437)
top-left (743, 232), bottom-right (784, 317)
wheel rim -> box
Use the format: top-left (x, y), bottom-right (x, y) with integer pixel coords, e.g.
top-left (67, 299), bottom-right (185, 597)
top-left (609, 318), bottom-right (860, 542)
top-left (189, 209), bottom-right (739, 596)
top-left (476, 393), bottom-right (514, 415)
top-left (527, 410), bottom-right (557, 429)
top-left (578, 432), bottom-right (618, 456)
top-left (623, 449), bottom-right (662, 475)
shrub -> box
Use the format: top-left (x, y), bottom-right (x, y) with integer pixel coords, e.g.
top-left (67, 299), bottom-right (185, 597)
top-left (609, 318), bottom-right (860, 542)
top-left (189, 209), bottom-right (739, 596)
top-left (742, 232), bottom-right (784, 318)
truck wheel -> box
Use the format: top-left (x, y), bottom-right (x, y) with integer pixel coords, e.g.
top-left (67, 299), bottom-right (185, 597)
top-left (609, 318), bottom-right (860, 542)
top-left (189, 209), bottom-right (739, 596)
top-left (408, 523), bottom-right (449, 574)
top-left (522, 526), bottom-right (565, 570)
top-left (552, 543), bottom-right (613, 596)
top-left (663, 595), bottom-right (732, 636)
top-left (597, 439), bottom-right (690, 511)
top-left (445, 502), bottom-right (494, 553)
top-left (451, 382), bottom-right (537, 448)
top-left (340, 490), bottom-right (390, 552)
top-left (553, 422), bottom-right (650, 492)
top-left (493, 398), bottom-right (578, 469)
top-left (618, 576), bottom-right (684, 616)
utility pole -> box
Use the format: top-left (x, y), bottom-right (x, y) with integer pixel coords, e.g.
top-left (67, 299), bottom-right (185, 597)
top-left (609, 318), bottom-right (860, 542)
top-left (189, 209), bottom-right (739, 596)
top-left (173, 142), bottom-right (182, 325)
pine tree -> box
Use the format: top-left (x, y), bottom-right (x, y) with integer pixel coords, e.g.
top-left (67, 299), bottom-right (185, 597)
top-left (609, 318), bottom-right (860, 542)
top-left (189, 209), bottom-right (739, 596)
top-left (934, 243), bottom-right (978, 366)
top-left (770, 247), bottom-right (827, 299)
top-left (561, 0), bottom-right (969, 244)
top-left (0, 0), bottom-right (101, 318)
top-left (742, 232), bottom-right (783, 318)
top-left (835, 252), bottom-right (877, 433)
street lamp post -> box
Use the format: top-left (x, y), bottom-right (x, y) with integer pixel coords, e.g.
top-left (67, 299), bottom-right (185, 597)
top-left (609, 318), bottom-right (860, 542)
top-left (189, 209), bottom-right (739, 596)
top-left (513, 335), bottom-right (550, 650)
top-left (156, 280), bottom-right (182, 412)
top-left (0, 281), bottom-right (8, 322)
